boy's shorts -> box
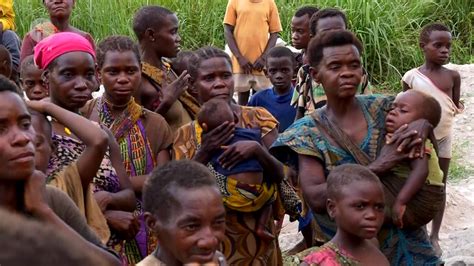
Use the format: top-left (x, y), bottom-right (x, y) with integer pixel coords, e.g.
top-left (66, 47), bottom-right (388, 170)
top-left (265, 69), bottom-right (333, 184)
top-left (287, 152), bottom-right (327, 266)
top-left (234, 73), bottom-right (272, 93)
top-left (437, 134), bottom-right (452, 159)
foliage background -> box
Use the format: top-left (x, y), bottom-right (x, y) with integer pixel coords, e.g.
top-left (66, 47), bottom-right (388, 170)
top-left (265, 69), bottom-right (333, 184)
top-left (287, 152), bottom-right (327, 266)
top-left (14, 0), bottom-right (473, 89)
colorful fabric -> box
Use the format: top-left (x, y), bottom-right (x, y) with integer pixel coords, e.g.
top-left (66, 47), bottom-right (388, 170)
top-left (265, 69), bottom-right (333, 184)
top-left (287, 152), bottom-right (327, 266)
top-left (173, 105), bottom-right (281, 264)
top-left (33, 32), bottom-right (95, 69)
top-left (223, 0), bottom-right (282, 75)
top-left (224, 176), bottom-right (276, 212)
top-left (271, 95), bottom-right (441, 265)
top-left (0, 0), bottom-right (15, 31)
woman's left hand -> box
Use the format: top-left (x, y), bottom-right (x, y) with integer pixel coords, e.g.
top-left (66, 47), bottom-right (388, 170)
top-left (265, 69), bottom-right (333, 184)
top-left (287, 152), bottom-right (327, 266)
top-left (388, 119), bottom-right (432, 158)
top-left (218, 140), bottom-right (261, 170)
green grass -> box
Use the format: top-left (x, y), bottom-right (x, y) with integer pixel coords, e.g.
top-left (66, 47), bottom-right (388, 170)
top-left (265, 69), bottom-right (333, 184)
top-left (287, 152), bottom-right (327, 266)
top-left (13, 0), bottom-right (473, 90)
top-left (448, 140), bottom-right (474, 183)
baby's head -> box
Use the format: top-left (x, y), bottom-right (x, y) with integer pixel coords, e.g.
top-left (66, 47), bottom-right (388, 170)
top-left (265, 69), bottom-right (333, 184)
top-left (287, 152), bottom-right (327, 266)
top-left (327, 164), bottom-right (385, 240)
top-left (197, 98), bottom-right (236, 132)
top-left (386, 90), bottom-right (441, 134)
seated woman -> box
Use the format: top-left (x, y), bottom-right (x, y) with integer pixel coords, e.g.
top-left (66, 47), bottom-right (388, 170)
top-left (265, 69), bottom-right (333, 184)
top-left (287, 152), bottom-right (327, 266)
top-left (173, 46), bottom-right (300, 265)
top-left (271, 30), bottom-right (440, 264)
top-left (0, 76), bottom-right (119, 265)
top-left (132, 5), bottom-right (200, 134)
top-left (34, 32), bottom-right (139, 264)
top-left (82, 35), bottom-right (174, 263)
top-left (20, 0), bottom-right (95, 62)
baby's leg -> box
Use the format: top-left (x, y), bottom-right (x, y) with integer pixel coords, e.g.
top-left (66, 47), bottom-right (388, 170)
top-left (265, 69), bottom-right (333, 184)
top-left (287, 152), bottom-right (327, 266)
top-left (256, 204), bottom-right (274, 242)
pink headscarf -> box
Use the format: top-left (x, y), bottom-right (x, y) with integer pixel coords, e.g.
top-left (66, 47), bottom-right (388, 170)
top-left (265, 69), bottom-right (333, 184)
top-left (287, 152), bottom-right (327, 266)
top-left (34, 32), bottom-right (96, 70)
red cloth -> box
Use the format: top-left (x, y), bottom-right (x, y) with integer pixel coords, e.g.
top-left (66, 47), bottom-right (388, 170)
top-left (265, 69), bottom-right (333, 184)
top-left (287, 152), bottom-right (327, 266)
top-left (33, 32), bottom-right (95, 70)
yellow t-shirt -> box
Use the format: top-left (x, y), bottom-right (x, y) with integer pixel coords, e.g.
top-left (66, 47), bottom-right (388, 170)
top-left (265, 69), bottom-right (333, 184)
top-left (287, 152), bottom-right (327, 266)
top-left (223, 0), bottom-right (282, 75)
top-left (0, 0), bottom-right (15, 31)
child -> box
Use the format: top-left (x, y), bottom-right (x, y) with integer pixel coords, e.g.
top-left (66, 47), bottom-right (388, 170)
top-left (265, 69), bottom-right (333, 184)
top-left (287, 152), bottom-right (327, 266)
top-left (402, 22), bottom-right (462, 255)
top-left (197, 98), bottom-right (275, 241)
top-left (20, 0), bottom-right (95, 62)
top-left (290, 6), bottom-right (319, 67)
top-left (171, 50), bottom-right (199, 100)
top-left (248, 46), bottom-right (296, 132)
top-left (20, 55), bottom-right (48, 100)
top-left (28, 99), bottom-right (111, 243)
top-left (223, 0), bottom-right (282, 105)
top-left (385, 90), bottom-right (445, 229)
top-left (296, 164), bottom-right (388, 265)
top-left (140, 160), bottom-right (227, 265)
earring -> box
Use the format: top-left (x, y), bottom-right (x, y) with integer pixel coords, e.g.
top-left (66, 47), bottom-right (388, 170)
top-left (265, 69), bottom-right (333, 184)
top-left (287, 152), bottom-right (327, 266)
top-left (151, 38), bottom-right (155, 42)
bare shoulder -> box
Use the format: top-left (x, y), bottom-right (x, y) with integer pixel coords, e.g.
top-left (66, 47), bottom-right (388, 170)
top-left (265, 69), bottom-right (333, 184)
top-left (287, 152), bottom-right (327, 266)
top-left (449, 68), bottom-right (461, 81)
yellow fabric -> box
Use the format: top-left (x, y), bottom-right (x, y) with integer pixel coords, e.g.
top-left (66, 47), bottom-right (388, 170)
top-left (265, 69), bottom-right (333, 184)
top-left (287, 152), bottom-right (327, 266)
top-left (48, 162), bottom-right (111, 244)
top-left (0, 0), bottom-right (15, 31)
top-left (224, 177), bottom-right (276, 212)
top-left (223, 0), bottom-right (282, 75)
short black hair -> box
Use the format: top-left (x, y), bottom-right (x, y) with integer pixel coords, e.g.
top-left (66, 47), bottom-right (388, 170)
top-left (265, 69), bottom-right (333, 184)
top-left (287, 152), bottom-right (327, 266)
top-left (0, 75), bottom-right (21, 94)
top-left (266, 46), bottom-right (296, 67)
top-left (309, 8), bottom-right (348, 36)
top-left (20, 55), bottom-right (36, 78)
top-left (96, 35), bottom-right (140, 69)
top-left (420, 23), bottom-right (451, 44)
top-left (143, 160), bottom-right (217, 224)
top-left (132, 6), bottom-right (174, 41)
top-left (188, 46), bottom-right (232, 81)
top-left (197, 98), bottom-right (234, 131)
top-left (308, 30), bottom-right (363, 68)
top-left (327, 164), bottom-right (383, 200)
top-left (294, 6), bottom-right (319, 18)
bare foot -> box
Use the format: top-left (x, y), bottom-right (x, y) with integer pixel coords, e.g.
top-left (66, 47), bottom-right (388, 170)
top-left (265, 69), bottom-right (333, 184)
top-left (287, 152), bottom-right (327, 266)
top-left (256, 226), bottom-right (275, 243)
top-left (284, 239), bottom-right (307, 256)
top-left (430, 237), bottom-right (443, 257)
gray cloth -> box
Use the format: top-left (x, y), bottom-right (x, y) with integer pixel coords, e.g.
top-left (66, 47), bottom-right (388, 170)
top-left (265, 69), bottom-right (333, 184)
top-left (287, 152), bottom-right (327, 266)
top-left (0, 30), bottom-right (21, 71)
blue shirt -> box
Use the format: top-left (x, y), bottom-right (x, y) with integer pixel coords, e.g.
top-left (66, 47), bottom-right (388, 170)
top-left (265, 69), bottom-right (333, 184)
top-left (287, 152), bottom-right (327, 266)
top-left (248, 87), bottom-right (296, 132)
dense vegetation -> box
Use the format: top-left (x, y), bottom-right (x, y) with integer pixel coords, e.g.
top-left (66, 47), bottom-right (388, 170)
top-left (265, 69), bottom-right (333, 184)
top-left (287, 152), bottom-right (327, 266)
top-left (14, 0), bottom-right (473, 90)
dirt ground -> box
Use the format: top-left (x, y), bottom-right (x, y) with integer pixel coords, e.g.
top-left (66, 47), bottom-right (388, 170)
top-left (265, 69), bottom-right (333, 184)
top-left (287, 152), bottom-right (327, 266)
top-left (278, 64), bottom-right (474, 265)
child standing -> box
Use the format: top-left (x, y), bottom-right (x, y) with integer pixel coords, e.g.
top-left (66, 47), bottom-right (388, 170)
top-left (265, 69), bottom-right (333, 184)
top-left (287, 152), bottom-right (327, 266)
top-left (248, 46), bottom-right (296, 132)
top-left (402, 23), bottom-right (462, 255)
top-left (290, 6), bottom-right (319, 69)
top-left (223, 0), bottom-right (282, 105)
top-left (20, 55), bottom-right (48, 100)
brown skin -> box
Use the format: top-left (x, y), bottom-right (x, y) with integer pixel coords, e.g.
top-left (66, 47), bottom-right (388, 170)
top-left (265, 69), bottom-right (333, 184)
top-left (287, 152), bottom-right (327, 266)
top-left (224, 24), bottom-right (279, 105)
top-left (300, 44), bottom-right (432, 215)
top-left (264, 56), bottom-right (294, 95)
top-left (327, 181), bottom-right (388, 266)
top-left (0, 91), bottom-right (120, 265)
top-left (291, 15), bottom-right (311, 50)
top-left (191, 57), bottom-right (284, 183)
top-left (137, 13), bottom-right (191, 114)
top-left (21, 65), bottom-right (49, 101)
top-left (314, 16), bottom-right (346, 35)
top-left (145, 186), bottom-right (226, 265)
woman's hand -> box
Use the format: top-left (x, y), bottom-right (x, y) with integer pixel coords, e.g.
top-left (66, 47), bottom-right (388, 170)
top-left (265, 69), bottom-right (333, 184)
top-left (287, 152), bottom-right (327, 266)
top-left (94, 191), bottom-right (113, 212)
top-left (392, 200), bottom-right (407, 228)
top-left (105, 210), bottom-right (140, 240)
top-left (199, 122), bottom-right (235, 154)
top-left (161, 70), bottom-right (191, 100)
top-left (387, 119), bottom-right (432, 158)
top-left (218, 140), bottom-right (260, 170)
top-left (25, 98), bottom-right (52, 113)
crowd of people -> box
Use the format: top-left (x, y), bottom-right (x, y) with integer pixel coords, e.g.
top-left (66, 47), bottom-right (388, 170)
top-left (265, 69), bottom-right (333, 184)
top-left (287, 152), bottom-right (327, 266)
top-left (0, 0), bottom-right (463, 265)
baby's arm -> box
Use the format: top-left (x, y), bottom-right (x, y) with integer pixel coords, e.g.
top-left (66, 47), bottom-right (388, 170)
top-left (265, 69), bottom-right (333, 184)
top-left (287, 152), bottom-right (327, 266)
top-left (392, 156), bottom-right (429, 228)
top-left (451, 69), bottom-right (461, 108)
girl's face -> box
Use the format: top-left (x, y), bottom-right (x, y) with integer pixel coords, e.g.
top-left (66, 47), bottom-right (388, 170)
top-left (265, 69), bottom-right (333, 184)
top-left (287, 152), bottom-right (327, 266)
top-left (100, 50), bottom-right (141, 106)
top-left (43, 0), bottom-right (74, 19)
top-left (45, 51), bottom-right (97, 111)
top-left (193, 57), bottom-right (234, 104)
top-left (0, 92), bottom-right (36, 180)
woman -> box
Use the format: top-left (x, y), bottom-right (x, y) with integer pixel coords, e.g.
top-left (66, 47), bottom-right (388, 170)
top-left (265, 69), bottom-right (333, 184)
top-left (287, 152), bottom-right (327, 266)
top-left (34, 32), bottom-right (140, 264)
top-left (20, 0), bottom-right (95, 62)
top-left (132, 5), bottom-right (200, 134)
top-left (83, 35), bottom-right (173, 263)
top-left (271, 30), bottom-right (440, 264)
top-left (173, 46), bottom-right (288, 265)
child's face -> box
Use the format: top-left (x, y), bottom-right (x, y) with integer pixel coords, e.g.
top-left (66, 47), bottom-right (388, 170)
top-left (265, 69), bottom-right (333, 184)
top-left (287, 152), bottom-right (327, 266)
top-left (422, 30), bottom-right (452, 65)
top-left (291, 15), bottom-right (311, 50)
top-left (194, 57), bottom-right (234, 104)
top-left (312, 45), bottom-right (362, 99)
top-left (43, 0), bottom-right (74, 19)
top-left (151, 186), bottom-right (226, 264)
top-left (46, 52), bottom-right (97, 110)
top-left (31, 115), bottom-right (53, 174)
top-left (329, 180), bottom-right (385, 240)
top-left (100, 50), bottom-right (141, 105)
top-left (21, 66), bottom-right (48, 101)
top-left (151, 14), bottom-right (181, 58)
top-left (0, 92), bottom-right (36, 180)
top-left (316, 16), bottom-right (346, 35)
top-left (386, 92), bottom-right (423, 133)
top-left (266, 57), bottom-right (294, 92)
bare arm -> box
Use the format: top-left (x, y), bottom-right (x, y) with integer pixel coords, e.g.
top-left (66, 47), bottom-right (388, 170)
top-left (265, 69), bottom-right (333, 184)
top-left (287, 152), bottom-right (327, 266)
top-left (452, 70), bottom-right (461, 108)
top-left (253, 32), bottom-right (280, 72)
top-left (224, 24), bottom-right (252, 74)
top-left (396, 157), bottom-right (429, 205)
top-left (298, 154), bottom-right (328, 213)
